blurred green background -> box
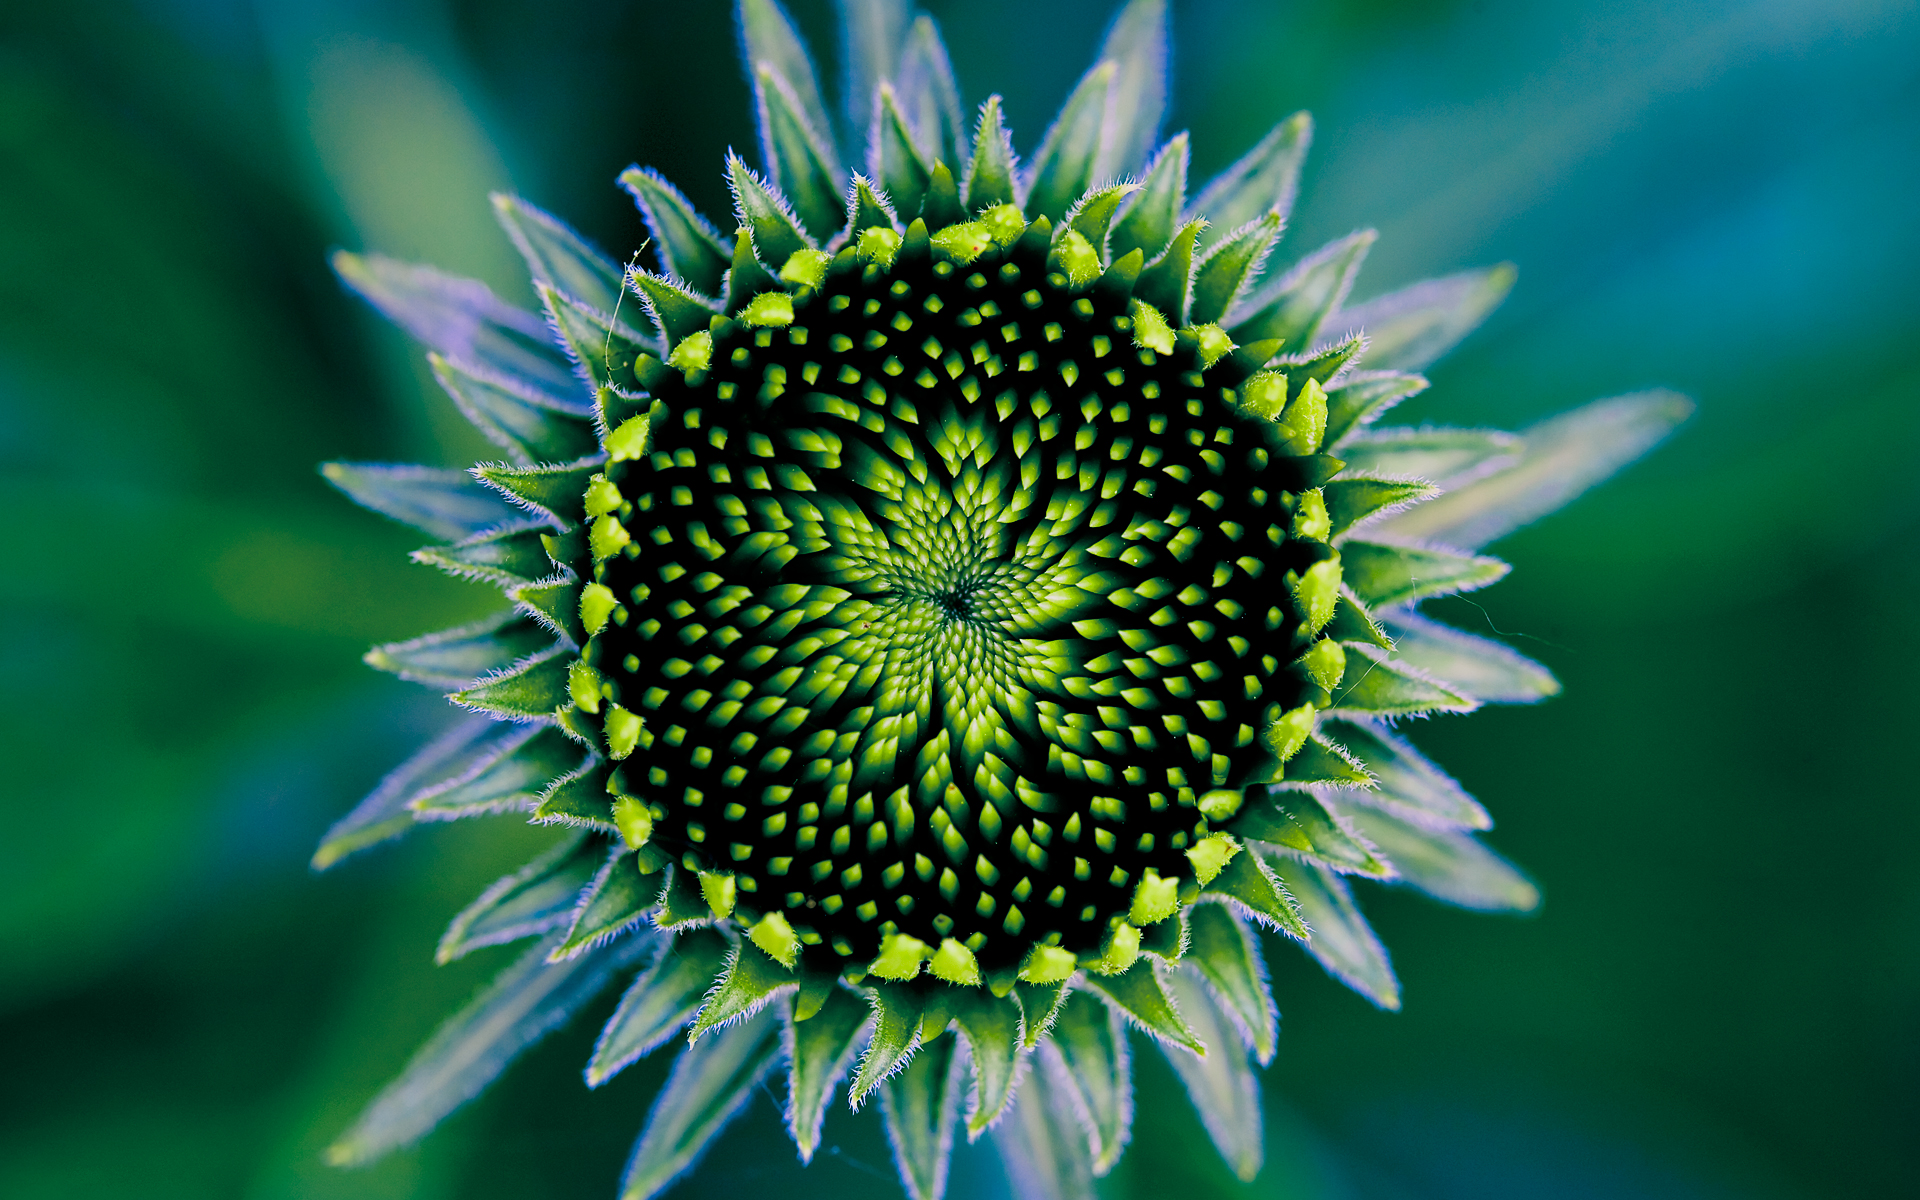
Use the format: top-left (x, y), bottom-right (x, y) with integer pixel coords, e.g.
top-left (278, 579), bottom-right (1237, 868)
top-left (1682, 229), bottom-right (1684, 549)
top-left (2, 0), bottom-right (1915, 1196)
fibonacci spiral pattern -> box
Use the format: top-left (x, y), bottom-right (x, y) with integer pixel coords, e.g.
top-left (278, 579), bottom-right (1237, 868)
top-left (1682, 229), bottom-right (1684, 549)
top-left (313, 2), bottom-right (1686, 1197)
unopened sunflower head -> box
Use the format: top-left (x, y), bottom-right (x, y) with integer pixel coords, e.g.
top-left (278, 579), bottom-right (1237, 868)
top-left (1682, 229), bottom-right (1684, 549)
top-left (313, 1), bottom-right (1689, 1196)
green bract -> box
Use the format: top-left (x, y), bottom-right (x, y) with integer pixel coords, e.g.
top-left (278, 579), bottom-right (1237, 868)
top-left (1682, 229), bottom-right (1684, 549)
top-left (314, 1), bottom-right (1688, 1196)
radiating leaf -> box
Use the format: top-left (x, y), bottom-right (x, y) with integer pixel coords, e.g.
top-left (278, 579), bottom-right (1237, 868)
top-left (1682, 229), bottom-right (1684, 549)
top-left (1187, 112), bottom-right (1311, 247)
top-left (1023, 60), bottom-right (1114, 220)
top-left (754, 63), bottom-right (845, 241)
top-left (1043, 989), bottom-right (1130, 1174)
top-left (430, 354), bottom-right (598, 466)
top-left (312, 714), bottom-right (500, 868)
top-left (964, 95), bottom-right (1018, 211)
top-left (1380, 610), bottom-right (1558, 704)
top-left (689, 938), bottom-right (798, 1038)
top-left (364, 611), bottom-right (553, 690)
top-left (736, 0), bottom-right (836, 168)
top-left (410, 523), bottom-right (556, 588)
top-left (1184, 903), bottom-right (1276, 1063)
top-left (1319, 263), bottom-right (1515, 370)
top-left (950, 988), bottom-right (1022, 1137)
top-left (1319, 717), bottom-right (1489, 830)
top-left (451, 642), bottom-right (572, 720)
top-left (1325, 586), bottom-right (1393, 651)
top-left (784, 982), bottom-right (871, 1159)
top-left (321, 461), bottom-right (522, 542)
top-left (723, 223), bottom-right (781, 310)
top-left (994, 1054), bottom-right (1096, 1200)
top-left (1373, 391), bottom-right (1693, 549)
top-left (1160, 967), bottom-right (1262, 1181)
top-left (851, 981), bottom-right (925, 1108)
top-left (838, 0), bottom-right (909, 136)
top-left (1230, 229), bottom-right (1374, 353)
top-left (438, 830), bottom-right (599, 963)
top-left (1265, 856), bottom-right (1399, 1009)
top-left (1283, 733), bottom-right (1375, 787)
top-left (1202, 844), bottom-right (1308, 940)
top-left (1325, 477), bottom-right (1438, 539)
top-left (619, 1004), bottom-right (783, 1200)
top-left (1280, 329), bottom-right (1366, 390)
top-left (541, 284), bottom-right (658, 393)
top-left (475, 457), bottom-right (602, 527)
top-left (513, 572), bottom-right (584, 645)
top-left (1340, 429), bottom-right (1514, 492)
top-left (328, 930), bottom-right (651, 1167)
top-left (1330, 644), bottom-right (1476, 716)
top-left (553, 848), bottom-right (657, 960)
top-left (1015, 981), bottom-right (1069, 1049)
top-left (629, 268), bottom-right (721, 345)
top-left (1089, 0), bottom-right (1168, 181)
top-left (1109, 132), bottom-right (1186, 263)
top-left (880, 1032), bottom-right (960, 1200)
top-left (1132, 218), bottom-right (1202, 325)
top-left (1138, 908), bottom-right (1188, 962)
top-left (895, 15), bottom-right (963, 170)
top-left (620, 166), bottom-right (732, 298)
top-left (1081, 962), bottom-right (1202, 1053)
top-left (1233, 788), bottom-right (1391, 878)
top-left (410, 724), bottom-right (579, 821)
top-left (1189, 211), bottom-right (1281, 327)
top-left (1334, 801), bottom-right (1541, 912)
top-left (653, 864), bottom-right (713, 928)
top-left (331, 251), bottom-right (576, 400)
top-left (532, 758), bottom-right (616, 831)
top-left (1323, 370), bottom-right (1429, 448)
top-left (728, 153), bottom-right (815, 269)
top-left (588, 927), bottom-right (733, 1087)
top-left (1339, 538), bottom-right (1510, 609)
top-left (492, 192), bottom-right (625, 316)
top-left (871, 82), bottom-right (933, 219)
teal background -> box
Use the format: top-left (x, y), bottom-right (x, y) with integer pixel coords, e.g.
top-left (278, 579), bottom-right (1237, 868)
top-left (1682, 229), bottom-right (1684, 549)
top-left (2, 0), bottom-right (1915, 1196)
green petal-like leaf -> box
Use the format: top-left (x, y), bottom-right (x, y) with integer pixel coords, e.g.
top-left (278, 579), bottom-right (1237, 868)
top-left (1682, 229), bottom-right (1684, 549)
top-left (845, 174), bottom-right (899, 241)
top-left (540, 284), bottom-right (658, 393)
top-left (1372, 391), bottom-right (1693, 549)
top-left (431, 354), bottom-right (598, 466)
top-left (1336, 426), bottom-right (1518, 487)
top-left (1109, 132), bottom-right (1187, 263)
top-left (1023, 60), bottom-right (1114, 220)
top-left (1202, 843), bottom-right (1308, 941)
top-left (1229, 229), bottom-right (1374, 353)
top-left (618, 1004), bottom-right (782, 1200)
top-left (1334, 800), bottom-right (1541, 912)
top-left (784, 982), bottom-right (871, 1160)
top-left (410, 523), bottom-right (557, 589)
top-left (330, 251), bottom-right (577, 402)
top-left (475, 457), bottom-right (602, 527)
top-left (1233, 789), bottom-right (1391, 878)
top-left (1132, 218), bottom-right (1203, 325)
top-left (754, 63), bottom-right (845, 241)
top-left (851, 980), bottom-right (925, 1108)
top-left (312, 714), bottom-right (503, 869)
top-left (728, 153), bottom-right (815, 267)
top-left (1189, 211), bottom-right (1282, 327)
top-left (723, 223), bottom-right (781, 311)
top-left (1081, 962), bottom-right (1203, 1053)
top-left (1279, 329), bottom-right (1365, 390)
top-left (653, 864), bottom-right (713, 928)
top-left (870, 82), bottom-right (934, 220)
top-left (1160, 967), bottom-right (1262, 1181)
top-left (1324, 477), bottom-right (1439, 539)
top-left (1323, 370), bottom-right (1429, 448)
top-left (1325, 586), bottom-right (1394, 651)
top-left (410, 724), bottom-right (580, 821)
top-left (321, 461), bottom-right (523, 542)
top-left (1184, 903), bottom-right (1276, 1063)
top-left (1379, 610), bottom-right (1558, 704)
top-left (1283, 733), bottom-right (1375, 787)
top-left (689, 939), bottom-right (798, 1039)
top-left (364, 611), bottom-right (553, 690)
top-left (895, 15), bottom-right (963, 171)
top-left (1329, 644), bottom-right (1476, 717)
top-left (588, 927), bottom-right (733, 1087)
top-left (879, 1032), bottom-right (960, 1200)
top-left (1015, 980), bottom-right (1069, 1049)
top-left (993, 1054), bottom-right (1097, 1198)
top-left (630, 267), bottom-right (721, 347)
top-left (1339, 538), bottom-right (1510, 609)
top-left (963, 95), bottom-right (1018, 211)
top-left (492, 192), bottom-right (625, 316)
top-left (1043, 988), bottom-right (1131, 1174)
top-left (328, 930), bottom-right (651, 1167)
top-left (1320, 717), bottom-right (1490, 830)
top-left (1090, 0), bottom-right (1169, 180)
top-left (532, 758), bottom-right (616, 832)
top-left (510, 575), bottom-right (584, 646)
top-left (620, 167), bottom-right (732, 298)
top-left (839, 0), bottom-right (908, 137)
top-left (1265, 856), bottom-right (1399, 1009)
top-left (553, 848), bottom-right (657, 960)
top-left (736, 0), bottom-right (837, 169)
top-left (437, 830), bottom-right (599, 963)
top-left (451, 642), bottom-right (572, 720)
top-left (951, 988), bottom-right (1023, 1137)
top-left (1187, 111), bottom-right (1311, 248)
top-left (1320, 263), bottom-right (1515, 370)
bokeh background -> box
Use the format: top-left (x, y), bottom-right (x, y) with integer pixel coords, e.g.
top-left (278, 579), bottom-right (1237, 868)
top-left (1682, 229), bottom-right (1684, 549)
top-left (3, 0), bottom-right (1916, 1196)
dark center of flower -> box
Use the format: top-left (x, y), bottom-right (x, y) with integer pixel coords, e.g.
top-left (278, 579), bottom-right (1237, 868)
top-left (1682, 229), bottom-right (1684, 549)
top-left (592, 233), bottom-right (1323, 969)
